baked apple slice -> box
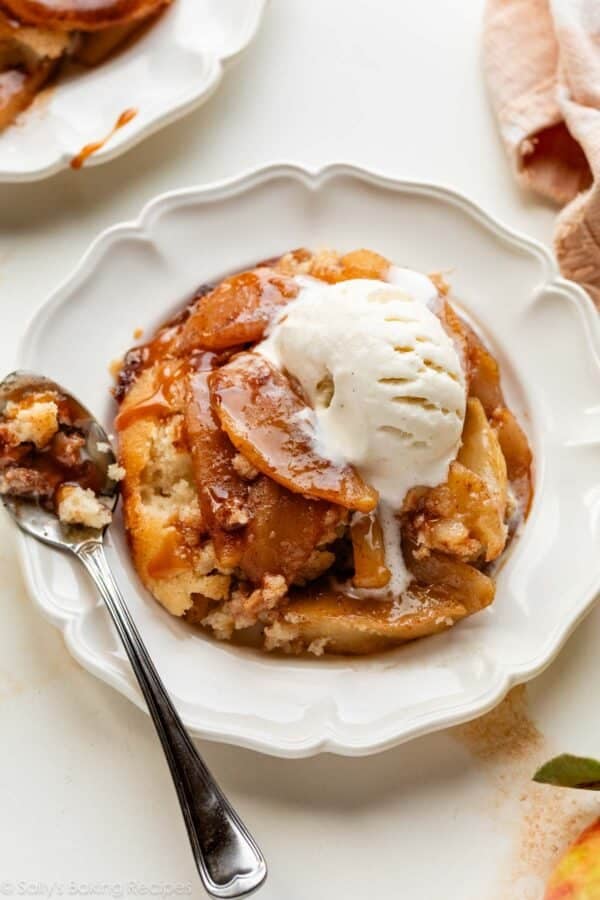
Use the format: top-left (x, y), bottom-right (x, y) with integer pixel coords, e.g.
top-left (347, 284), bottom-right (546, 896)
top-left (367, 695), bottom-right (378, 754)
top-left (439, 301), bottom-right (504, 414)
top-left (439, 300), bottom-right (470, 373)
top-left (239, 477), bottom-right (343, 585)
top-left (186, 370), bottom-right (345, 584)
top-left (404, 398), bottom-right (508, 562)
top-left (209, 351), bottom-right (379, 512)
top-left (350, 512), bottom-right (390, 589)
top-left (467, 332), bottom-right (503, 416)
top-left (267, 553), bottom-right (494, 655)
top-left (184, 371), bottom-right (248, 569)
top-left (1, 0), bottom-right (168, 31)
top-left (308, 248), bottom-right (391, 284)
top-left (458, 397), bottom-right (507, 513)
top-left (177, 269), bottom-right (298, 353)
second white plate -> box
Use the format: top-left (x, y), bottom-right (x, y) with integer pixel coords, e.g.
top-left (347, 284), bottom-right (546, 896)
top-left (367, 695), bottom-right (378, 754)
top-left (15, 164), bottom-right (600, 756)
top-left (0, 0), bottom-right (267, 181)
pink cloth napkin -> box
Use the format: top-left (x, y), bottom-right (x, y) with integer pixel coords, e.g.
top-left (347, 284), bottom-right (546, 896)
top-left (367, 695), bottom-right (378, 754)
top-left (484, 0), bottom-right (600, 305)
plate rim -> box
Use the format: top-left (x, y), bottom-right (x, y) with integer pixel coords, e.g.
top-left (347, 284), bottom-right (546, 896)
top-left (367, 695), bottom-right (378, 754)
top-left (15, 162), bottom-right (600, 757)
top-left (0, 0), bottom-right (269, 183)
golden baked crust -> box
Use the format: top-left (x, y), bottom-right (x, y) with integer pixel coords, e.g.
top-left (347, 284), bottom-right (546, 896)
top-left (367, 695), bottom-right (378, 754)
top-left (115, 369), bottom-right (231, 617)
top-left (114, 248), bottom-right (533, 656)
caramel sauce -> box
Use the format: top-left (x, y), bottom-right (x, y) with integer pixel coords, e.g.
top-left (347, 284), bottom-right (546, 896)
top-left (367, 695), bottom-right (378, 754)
top-left (71, 107), bottom-right (137, 170)
top-left (115, 349), bottom-right (230, 432)
top-left (113, 285), bottom-right (214, 404)
top-left (113, 268), bottom-right (294, 406)
top-left (177, 269), bottom-right (298, 353)
top-left (114, 359), bottom-right (187, 431)
top-left (184, 370), bottom-right (248, 570)
top-left (114, 384), bottom-right (173, 431)
top-left (350, 512), bottom-right (390, 589)
top-left (37, 453), bottom-right (102, 494)
top-left (147, 528), bottom-right (191, 579)
top-left (209, 352), bottom-right (378, 512)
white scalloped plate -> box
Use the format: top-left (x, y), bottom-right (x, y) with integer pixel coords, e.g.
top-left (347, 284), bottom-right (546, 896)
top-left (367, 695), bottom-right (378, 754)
top-left (0, 0), bottom-right (267, 182)
top-left (15, 164), bottom-right (600, 757)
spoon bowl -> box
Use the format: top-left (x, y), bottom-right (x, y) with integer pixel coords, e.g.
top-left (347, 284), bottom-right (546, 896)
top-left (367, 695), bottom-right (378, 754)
top-left (0, 371), bottom-right (119, 551)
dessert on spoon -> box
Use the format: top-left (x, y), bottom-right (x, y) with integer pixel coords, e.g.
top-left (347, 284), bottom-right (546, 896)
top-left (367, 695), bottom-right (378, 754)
top-left (0, 371), bottom-right (266, 900)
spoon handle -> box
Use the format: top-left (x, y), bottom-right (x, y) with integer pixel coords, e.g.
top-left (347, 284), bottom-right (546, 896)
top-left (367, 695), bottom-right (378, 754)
top-left (76, 539), bottom-right (267, 899)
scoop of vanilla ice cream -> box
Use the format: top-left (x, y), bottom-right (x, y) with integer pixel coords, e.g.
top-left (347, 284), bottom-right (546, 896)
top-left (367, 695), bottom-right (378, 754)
top-left (259, 273), bottom-right (466, 510)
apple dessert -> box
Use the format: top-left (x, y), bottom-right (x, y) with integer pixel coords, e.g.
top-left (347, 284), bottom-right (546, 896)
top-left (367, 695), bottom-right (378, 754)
top-left (114, 248), bottom-right (533, 656)
top-left (0, 378), bottom-right (121, 527)
top-left (0, 0), bottom-right (170, 130)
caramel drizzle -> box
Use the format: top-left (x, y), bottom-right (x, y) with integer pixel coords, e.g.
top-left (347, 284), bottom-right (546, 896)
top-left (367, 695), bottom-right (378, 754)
top-left (71, 108), bottom-right (137, 170)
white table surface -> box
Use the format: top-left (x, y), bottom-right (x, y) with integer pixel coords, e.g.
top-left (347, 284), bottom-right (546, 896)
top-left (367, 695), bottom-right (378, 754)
top-left (1, 2), bottom-right (599, 898)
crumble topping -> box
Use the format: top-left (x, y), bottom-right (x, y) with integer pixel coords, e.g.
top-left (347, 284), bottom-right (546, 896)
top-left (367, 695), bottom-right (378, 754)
top-left (263, 620), bottom-right (301, 653)
top-left (0, 466), bottom-right (54, 498)
top-left (107, 462), bottom-right (125, 481)
top-left (232, 453), bottom-right (259, 481)
top-left (0, 385), bottom-right (116, 531)
top-left (57, 484), bottom-right (112, 529)
top-left (307, 637), bottom-right (330, 656)
top-left (3, 396), bottom-right (59, 448)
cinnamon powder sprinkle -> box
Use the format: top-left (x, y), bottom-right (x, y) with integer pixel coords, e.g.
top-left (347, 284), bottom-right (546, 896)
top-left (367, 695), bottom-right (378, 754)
top-left (453, 687), bottom-right (598, 899)
top-left (454, 685), bottom-right (542, 764)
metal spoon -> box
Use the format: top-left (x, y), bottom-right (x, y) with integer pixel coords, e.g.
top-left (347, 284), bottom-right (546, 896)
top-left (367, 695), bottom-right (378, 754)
top-left (0, 371), bottom-right (267, 899)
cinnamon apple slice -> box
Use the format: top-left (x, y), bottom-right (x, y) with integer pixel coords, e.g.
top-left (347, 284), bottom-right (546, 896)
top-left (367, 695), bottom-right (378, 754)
top-left (309, 248), bottom-right (391, 284)
top-left (350, 512), bottom-right (390, 589)
top-left (439, 300), bottom-right (504, 414)
top-left (177, 269), bottom-right (298, 353)
top-left (403, 398), bottom-right (508, 563)
top-left (458, 397), bottom-right (507, 510)
top-left (267, 554), bottom-right (494, 655)
top-left (209, 352), bottom-right (379, 513)
top-left (186, 369), bottom-right (345, 583)
top-left (467, 333), bottom-right (503, 416)
top-left (184, 370), bottom-right (248, 569)
top-left (240, 477), bottom-right (343, 585)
